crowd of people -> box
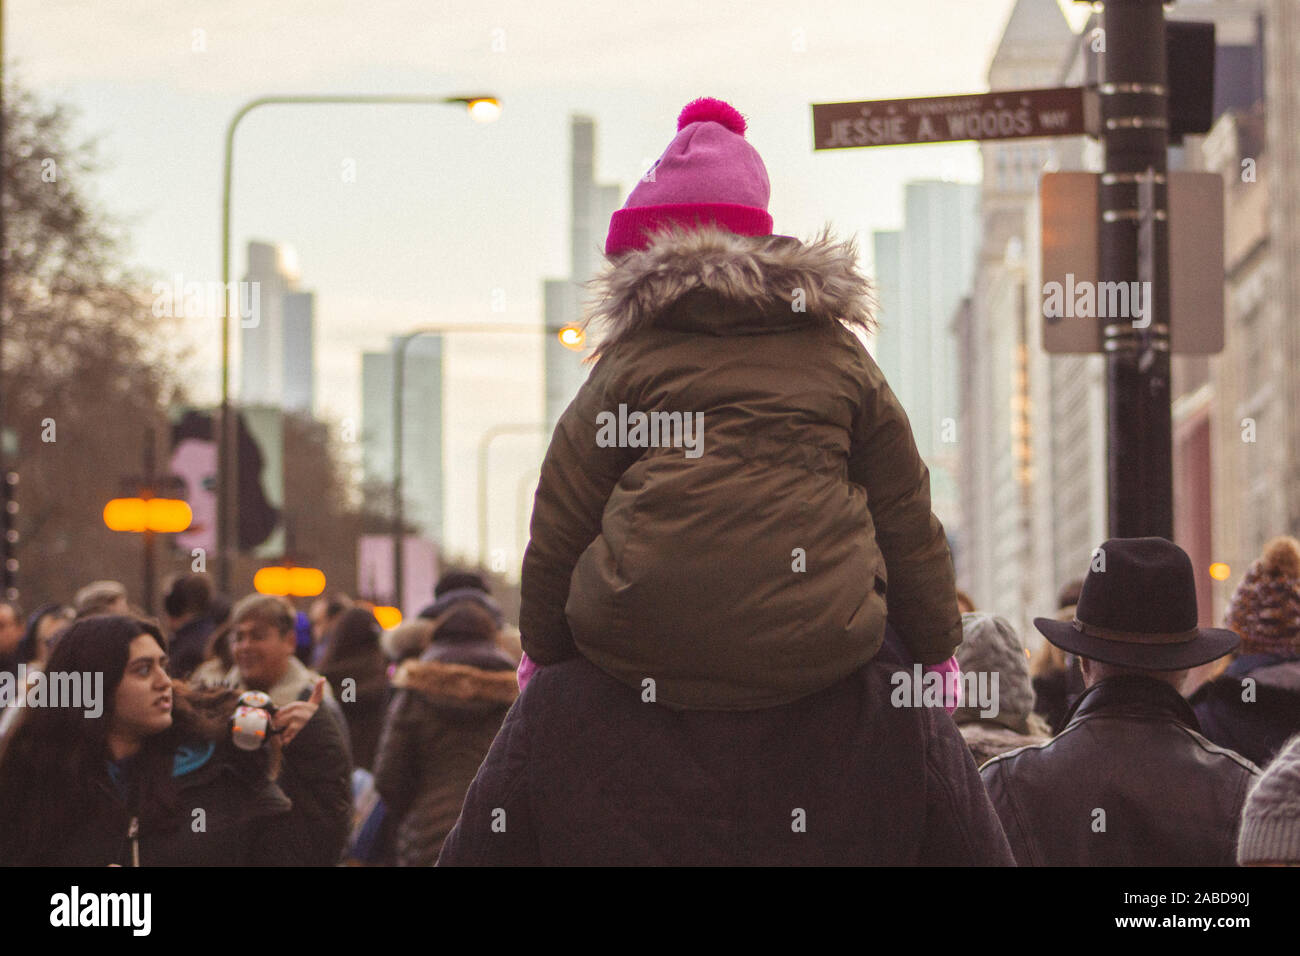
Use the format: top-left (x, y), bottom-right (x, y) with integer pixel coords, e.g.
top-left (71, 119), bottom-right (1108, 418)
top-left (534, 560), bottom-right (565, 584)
top-left (0, 533), bottom-right (1296, 867)
top-left (0, 569), bottom-right (521, 866)
top-left (2, 97), bottom-right (1299, 868)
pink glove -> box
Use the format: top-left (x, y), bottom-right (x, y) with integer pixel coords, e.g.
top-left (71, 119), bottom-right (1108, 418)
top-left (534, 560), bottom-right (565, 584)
top-left (517, 651), bottom-right (540, 693)
top-left (922, 656), bottom-right (963, 715)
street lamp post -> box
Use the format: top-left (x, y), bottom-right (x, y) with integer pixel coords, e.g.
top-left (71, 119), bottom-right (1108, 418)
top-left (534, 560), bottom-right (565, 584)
top-left (389, 323), bottom-right (581, 613)
top-left (217, 93), bottom-right (501, 594)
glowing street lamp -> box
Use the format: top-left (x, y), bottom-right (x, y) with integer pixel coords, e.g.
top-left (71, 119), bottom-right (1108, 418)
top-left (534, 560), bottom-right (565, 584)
top-left (254, 565), bottom-right (327, 598)
top-left (558, 325), bottom-right (585, 350)
top-left (103, 494), bottom-right (193, 615)
top-left (465, 97), bottom-right (503, 123)
top-left (103, 497), bottom-right (193, 534)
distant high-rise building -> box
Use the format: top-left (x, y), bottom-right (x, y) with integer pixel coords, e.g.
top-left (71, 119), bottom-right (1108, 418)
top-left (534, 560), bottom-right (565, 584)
top-left (871, 231), bottom-right (901, 374)
top-left (871, 181), bottom-right (980, 539)
top-left (240, 240), bottom-right (316, 413)
top-left (1164, 3), bottom-right (1270, 629)
top-left (1160, 0), bottom-right (1291, 626)
top-left (956, 0), bottom-right (1078, 639)
top-left (282, 291), bottom-right (315, 413)
top-left (543, 117), bottom-right (622, 435)
top-left (361, 336), bottom-right (445, 546)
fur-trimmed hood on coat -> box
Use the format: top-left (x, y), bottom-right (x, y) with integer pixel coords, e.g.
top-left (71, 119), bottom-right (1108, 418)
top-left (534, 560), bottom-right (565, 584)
top-left (392, 658), bottom-right (518, 712)
top-left (583, 225), bottom-right (877, 356)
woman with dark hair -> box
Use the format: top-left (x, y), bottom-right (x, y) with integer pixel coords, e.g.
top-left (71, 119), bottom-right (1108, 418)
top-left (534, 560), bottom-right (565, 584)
top-left (0, 615), bottom-right (300, 866)
top-left (319, 607), bottom-right (389, 771)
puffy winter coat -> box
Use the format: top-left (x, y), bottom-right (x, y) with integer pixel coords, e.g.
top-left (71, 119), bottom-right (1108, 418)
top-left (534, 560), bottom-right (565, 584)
top-left (520, 226), bottom-right (962, 709)
top-left (373, 640), bottom-right (518, 866)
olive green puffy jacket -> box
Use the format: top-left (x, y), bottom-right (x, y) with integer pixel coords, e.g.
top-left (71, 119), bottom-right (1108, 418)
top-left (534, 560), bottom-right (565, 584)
top-left (520, 226), bottom-right (961, 709)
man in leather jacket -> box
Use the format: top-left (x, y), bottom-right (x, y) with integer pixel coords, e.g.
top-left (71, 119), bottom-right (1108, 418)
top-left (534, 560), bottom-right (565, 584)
top-left (980, 537), bottom-right (1260, 866)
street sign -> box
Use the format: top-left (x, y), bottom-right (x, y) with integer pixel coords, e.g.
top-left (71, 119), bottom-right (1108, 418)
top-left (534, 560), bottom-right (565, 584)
top-left (1040, 172), bottom-right (1224, 354)
top-left (812, 87), bottom-right (1090, 150)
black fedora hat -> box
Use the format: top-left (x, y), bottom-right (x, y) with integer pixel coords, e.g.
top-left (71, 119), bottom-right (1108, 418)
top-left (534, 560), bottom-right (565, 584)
top-left (1034, 537), bottom-right (1239, 670)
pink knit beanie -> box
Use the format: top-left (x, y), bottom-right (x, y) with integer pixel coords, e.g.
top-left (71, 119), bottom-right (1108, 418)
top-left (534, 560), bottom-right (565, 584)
top-left (605, 97), bottom-right (773, 256)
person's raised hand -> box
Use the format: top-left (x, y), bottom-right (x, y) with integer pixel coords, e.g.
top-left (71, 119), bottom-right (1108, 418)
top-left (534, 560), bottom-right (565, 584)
top-left (273, 677), bottom-right (326, 747)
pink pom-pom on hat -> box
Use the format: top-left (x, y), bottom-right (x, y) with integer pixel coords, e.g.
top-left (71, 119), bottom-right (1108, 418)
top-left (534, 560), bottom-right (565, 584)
top-left (677, 97), bottom-right (747, 135)
top-left (606, 97), bottom-right (772, 256)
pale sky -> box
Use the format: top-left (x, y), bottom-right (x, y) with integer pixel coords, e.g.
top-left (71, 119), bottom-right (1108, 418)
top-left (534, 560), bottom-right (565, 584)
top-left (12, 0), bottom-right (1086, 570)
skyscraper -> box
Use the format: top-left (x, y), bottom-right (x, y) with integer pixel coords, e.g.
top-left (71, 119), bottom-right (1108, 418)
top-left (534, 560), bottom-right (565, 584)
top-left (871, 180), bottom-right (980, 537)
top-left (240, 240), bottom-right (316, 413)
top-left (543, 116), bottom-right (622, 435)
top-left (282, 291), bottom-right (315, 413)
top-left (360, 335), bottom-right (445, 546)
top-left (956, 0), bottom-right (1079, 637)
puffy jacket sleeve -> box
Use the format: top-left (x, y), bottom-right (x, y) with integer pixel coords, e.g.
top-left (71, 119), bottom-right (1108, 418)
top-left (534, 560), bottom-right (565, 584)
top-left (847, 345), bottom-right (962, 665)
top-left (519, 354), bottom-right (640, 664)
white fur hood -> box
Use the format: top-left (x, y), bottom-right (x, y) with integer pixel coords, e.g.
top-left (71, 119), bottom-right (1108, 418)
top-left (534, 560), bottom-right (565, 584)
top-left (583, 224), bottom-right (876, 355)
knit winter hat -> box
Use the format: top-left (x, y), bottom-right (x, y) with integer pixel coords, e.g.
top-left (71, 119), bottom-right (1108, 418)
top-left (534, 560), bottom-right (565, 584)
top-left (1225, 536), bottom-right (1300, 656)
top-left (605, 97), bottom-right (773, 256)
top-left (1238, 734), bottom-right (1300, 865)
top-left (954, 612), bottom-right (1045, 735)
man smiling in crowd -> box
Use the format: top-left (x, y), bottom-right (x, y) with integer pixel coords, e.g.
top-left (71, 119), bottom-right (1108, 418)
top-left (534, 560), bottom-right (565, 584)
top-left (199, 594), bottom-right (354, 864)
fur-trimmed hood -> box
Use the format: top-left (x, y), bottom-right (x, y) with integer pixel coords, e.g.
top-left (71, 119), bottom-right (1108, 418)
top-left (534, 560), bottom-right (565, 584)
top-left (583, 224), bottom-right (876, 357)
top-left (393, 658), bottom-right (518, 711)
